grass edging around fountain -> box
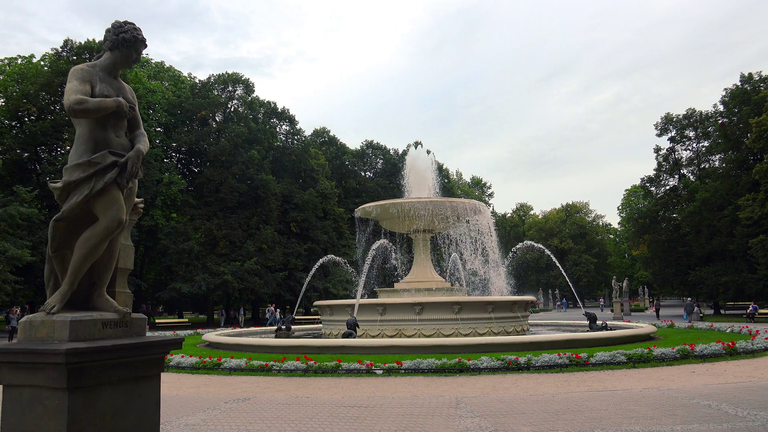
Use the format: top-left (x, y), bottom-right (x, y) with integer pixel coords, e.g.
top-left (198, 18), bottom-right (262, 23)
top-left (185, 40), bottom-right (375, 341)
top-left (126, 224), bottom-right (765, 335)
top-left (164, 325), bottom-right (766, 375)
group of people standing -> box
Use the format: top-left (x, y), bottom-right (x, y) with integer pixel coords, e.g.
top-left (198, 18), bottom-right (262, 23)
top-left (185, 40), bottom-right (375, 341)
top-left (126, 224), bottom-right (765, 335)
top-left (218, 306), bottom-right (247, 328)
top-left (264, 304), bottom-right (282, 327)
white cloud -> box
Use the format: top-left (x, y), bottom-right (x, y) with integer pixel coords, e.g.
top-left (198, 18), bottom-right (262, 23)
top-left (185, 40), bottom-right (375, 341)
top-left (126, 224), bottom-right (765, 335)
top-left (1, 0), bottom-right (767, 224)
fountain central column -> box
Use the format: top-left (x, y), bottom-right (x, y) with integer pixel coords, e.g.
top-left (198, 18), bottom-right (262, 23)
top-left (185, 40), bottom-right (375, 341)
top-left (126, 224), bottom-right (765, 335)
top-left (376, 231), bottom-right (466, 298)
top-left (397, 231), bottom-right (446, 286)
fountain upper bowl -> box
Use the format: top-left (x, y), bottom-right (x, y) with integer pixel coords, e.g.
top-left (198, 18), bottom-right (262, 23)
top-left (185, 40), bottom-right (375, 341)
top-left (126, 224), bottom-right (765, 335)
top-left (355, 198), bottom-right (489, 234)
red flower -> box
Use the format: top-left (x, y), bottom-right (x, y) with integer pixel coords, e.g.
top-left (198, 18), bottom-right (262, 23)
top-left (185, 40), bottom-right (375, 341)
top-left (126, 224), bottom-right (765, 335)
top-left (248, 357), bottom-right (252, 361)
top-left (230, 356), bottom-right (234, 359)
top-left (337, 359), bottom-right (342, 363)
top-left (296, 357), bottom-right (301, 361)
top-left (202, 360), bottom-right (207, 363)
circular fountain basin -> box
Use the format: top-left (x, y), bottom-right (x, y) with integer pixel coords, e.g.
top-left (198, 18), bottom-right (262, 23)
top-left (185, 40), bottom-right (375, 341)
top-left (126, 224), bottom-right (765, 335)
top-left (314, 296), bottom-right (537, 338)
top-left (202, 321), bottom-right (657, 355)
top-left (355, 198), bottom-right (488, 234)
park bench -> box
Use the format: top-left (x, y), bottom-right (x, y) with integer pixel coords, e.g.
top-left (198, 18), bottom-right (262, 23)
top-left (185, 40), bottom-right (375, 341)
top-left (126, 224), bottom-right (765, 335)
top-left (743, 309), bottom-right (768, 323)
top-left (292, 316), bottom-right (321, 325)
top-left (723, 302), bottom-right (753, 313)
top-left (153, 318), bottom-right (191, 327)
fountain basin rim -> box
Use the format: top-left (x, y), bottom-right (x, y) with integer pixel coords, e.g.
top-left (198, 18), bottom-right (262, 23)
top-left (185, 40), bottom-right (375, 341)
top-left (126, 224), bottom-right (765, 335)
top-left (314, 296), bottom-right (537, 306)
top-left (354, 197), bottom-right (489, 214)
top-left (201, 321), bottom-right (657, 355)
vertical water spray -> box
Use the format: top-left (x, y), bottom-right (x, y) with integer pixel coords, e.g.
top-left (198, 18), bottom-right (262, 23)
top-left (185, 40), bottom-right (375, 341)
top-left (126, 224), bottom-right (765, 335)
top-left (446, 253), bottom-right (467, 289)
top-left (402, 146), bottom-right (439, 198)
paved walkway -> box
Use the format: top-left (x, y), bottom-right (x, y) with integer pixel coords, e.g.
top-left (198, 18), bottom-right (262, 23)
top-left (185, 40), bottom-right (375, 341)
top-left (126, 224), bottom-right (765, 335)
top-left (530, 300), bottom-right (768, 331)
top-left (161, 356), bottom-right (768, 431)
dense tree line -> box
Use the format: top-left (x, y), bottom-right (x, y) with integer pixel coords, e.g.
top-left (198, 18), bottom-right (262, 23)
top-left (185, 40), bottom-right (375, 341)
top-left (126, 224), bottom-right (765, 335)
top-left (618, 72), bottom-right (768, 307)
top-left (1, 39), bottom-right (764, 319)
top-left (0, 39), bottom-right (534, 321)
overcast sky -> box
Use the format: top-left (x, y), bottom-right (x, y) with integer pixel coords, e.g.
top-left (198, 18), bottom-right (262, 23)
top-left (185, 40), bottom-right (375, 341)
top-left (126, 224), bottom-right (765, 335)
top-left (2, 0), bottom-right (767, 225)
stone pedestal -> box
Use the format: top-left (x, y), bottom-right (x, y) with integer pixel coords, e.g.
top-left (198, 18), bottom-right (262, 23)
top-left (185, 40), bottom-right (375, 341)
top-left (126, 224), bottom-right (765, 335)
top-left (0, 336), bottom-right (181, 432)
top-left (623, 298), bottom-right (631, 316)
top-left (612, 300), bottom-right (623, 320)
top-left (18, 312), bottom-right (146, 343)
top-left (0, 312), bottom-right (182, 432)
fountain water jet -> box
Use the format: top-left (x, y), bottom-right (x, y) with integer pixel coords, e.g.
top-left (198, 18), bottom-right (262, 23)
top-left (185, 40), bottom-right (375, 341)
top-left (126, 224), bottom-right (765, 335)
top-left (353, 239), bottom-right (398, 316)
top-left (504, 240), bottom-right (585, 313)
top-left (446, 253), bottom-right (467, 290)
top-left (294, 255), bottom-right (356, 318)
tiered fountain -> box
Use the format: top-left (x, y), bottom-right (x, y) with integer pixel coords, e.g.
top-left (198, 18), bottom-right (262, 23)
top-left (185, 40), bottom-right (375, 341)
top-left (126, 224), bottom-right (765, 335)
top-left (315, 151), bottom-right (536, 338)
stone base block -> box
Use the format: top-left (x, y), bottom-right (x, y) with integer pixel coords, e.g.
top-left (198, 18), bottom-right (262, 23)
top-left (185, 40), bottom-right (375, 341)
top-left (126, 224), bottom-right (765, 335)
top-left (613, 300), bottom-right (623, 321)
top-left (18, 312), bottom-right (146, 343)
top-left (0, 336), bottom-right (182, 432)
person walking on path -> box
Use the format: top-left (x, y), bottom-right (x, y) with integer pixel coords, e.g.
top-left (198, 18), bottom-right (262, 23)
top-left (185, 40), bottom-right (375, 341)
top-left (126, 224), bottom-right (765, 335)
top-left (599, 297), bottom-right (605, 313)
top-left (238, 305), bottom-right (245, 327)
top-left (218, 307), bottom-right (226, 328)
top-left (683, 298), bottom-right (695, 323)
top-left (266, 304), bottom-right (276, 326)
top-left (5, 307), bottom-right (20, 342)
top-left (653, 298), bottom-right (661, 320)
top-left (561, 298), bottom-right (568, 312)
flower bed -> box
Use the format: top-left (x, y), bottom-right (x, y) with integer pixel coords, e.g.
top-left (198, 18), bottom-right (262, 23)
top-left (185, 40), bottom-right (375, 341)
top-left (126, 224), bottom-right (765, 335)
top-left (163, 322), bottom-right (768, 374)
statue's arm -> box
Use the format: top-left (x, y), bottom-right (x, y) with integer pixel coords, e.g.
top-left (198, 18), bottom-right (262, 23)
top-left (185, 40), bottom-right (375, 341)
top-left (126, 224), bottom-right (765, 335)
top-left (116, 85), bottom-right (149, 181)
top-left (125, 86), bottom-right (149, 156)
top-left (63, 66), bottom-right (127, 119)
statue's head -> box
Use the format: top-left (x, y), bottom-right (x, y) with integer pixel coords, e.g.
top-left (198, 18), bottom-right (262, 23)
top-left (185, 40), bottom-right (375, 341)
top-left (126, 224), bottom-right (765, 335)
top-left (95, 21), bottom-right (147, 63)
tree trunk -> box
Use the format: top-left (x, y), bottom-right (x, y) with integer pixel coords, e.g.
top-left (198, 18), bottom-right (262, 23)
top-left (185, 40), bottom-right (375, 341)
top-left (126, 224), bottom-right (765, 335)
top-left (206, 296), bottom-right (214, 327)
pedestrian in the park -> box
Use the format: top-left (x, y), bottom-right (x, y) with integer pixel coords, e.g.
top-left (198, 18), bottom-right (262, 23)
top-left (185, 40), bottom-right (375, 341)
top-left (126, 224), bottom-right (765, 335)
top-left (653, 298), bottom-right (661, 320)
top-left (266, 303), bottom-right (276, 326)
top-left (218, 307), bottom-right (226, 327)
top-left (275, 308), bottom-right (282, 325)
top-left (238, 305), bottom-right (245, 327)
top-left (683, 298), bottom-right (695, 323)
top-left (746, 301), bottom-right (759, 323)
top-left (599, 297), bottom-right (605, 313)
top-left (561, 298), bottom-right (568, 312)
top-left (5, 307), bottom-right (20, 342)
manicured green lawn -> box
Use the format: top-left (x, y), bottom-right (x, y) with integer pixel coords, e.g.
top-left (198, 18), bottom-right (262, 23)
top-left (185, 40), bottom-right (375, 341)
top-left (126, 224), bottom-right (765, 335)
top-left (169, 327), bottom-right (751, 364)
